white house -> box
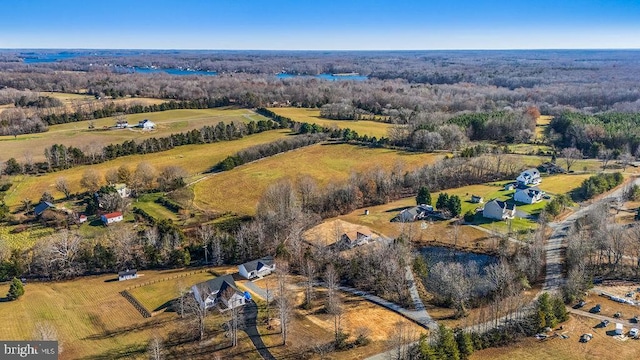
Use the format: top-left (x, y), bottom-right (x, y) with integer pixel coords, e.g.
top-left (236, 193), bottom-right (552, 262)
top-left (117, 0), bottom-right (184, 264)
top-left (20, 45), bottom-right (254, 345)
top-left (238, 256), bottom-right (276, 280)
top-left (482, 199), bottom-right (516, 220)
top-left (339, 228), bottom-right (373, 248)
top-left (516, 168), bottom-right (541, 185)
top-left (114, 183), bottom-right (130, 198)
top-left (118, 269), bottom-right (137, 281)
top-left (191, 275), bottom-right (246, 311)
top-left (513, 187), bottom-right (544, 204)
top-left (101, 211), bottom-right (123, 225)
top-left (138, 119), bottom-right (156, 129)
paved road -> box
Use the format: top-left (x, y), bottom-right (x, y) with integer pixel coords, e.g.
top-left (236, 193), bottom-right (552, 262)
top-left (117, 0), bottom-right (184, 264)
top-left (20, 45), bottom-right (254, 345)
top-left (243, 300), bottom-right (276, 360)
top-left (543, 176), bottom-right (640, 292)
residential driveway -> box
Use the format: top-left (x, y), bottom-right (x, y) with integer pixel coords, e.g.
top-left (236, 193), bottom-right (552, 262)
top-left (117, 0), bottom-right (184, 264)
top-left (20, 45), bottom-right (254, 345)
top-left (244, 280), bottom-right (274, 302)
top-left (568, 308), bottom-right (638, 328)
top-left (243, 300), bottom-right (276, 360)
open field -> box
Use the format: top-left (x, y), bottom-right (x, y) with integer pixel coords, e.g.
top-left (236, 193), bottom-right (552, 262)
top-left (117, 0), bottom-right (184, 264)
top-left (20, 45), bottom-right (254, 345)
top-left (3, 129), bottom-right (290, 208)
top-left (335, 197), bottom-right (495, 250)
top-left (193, 143), bottom-right (444, 215)
top-left (0, 268), bottom-right (424, 360)
top-left (128, 271), bottom-right (216, 312)
top-left (133, 193), bottom-right (180, 222)
top-left (0, 224), bottom-right (55, 250)
top-left (268, 107), bottom-right (393, 138)
top-left (472, 314), bottom-right (640, 360)
top-left (535, 115), bottom-right (553, 140)
top-left (0, 268), bottom-right (215, 359)
top-left (303, 219), bottom-right (380, 247)
top-left (0, 108), bottom-right (268, 162)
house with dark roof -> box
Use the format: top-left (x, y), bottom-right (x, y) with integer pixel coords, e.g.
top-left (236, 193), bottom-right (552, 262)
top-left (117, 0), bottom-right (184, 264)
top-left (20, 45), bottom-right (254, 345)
top-left (118, 269), bottom-right (138, 281)
top-left (338, 228), bottom-right (373, 249)
top-left (138, 119), bottom-right (156, 129)
top-left (238, 256), bottom-right (276, 280)
top-left (514, 187), bottom-right (544, 204)
top-left (516, 168), bottom-right (541, 186)
top-left (482, 199), bottom-right (516, 220)
top-left (34, 201), bottom-right (55, 216)
top-left (191, 274), bottom-right (246, 311)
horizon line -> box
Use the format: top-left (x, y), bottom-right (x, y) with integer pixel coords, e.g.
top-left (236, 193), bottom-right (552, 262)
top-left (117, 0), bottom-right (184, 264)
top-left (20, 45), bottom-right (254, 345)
top-left (2, 47), bottom-right (640, 52)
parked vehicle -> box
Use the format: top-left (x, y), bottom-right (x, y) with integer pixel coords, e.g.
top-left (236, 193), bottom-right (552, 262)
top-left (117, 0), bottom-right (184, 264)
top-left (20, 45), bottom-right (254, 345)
top-left (614, 312), bottom-right (622, 318)
top-left (601, 319), bottom-right (610, 327)
top-left (575, 300), bottom-right (587, 309)
top-left (630, 328), bottom-right (639, 338)
top-left (580, 333), bottom-right (593, 343)
top-left (590, 304), bottom-right (602, 313)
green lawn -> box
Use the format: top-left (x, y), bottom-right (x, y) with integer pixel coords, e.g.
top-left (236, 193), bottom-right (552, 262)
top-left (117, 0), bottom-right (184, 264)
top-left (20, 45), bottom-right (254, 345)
top-left (268, 107), bottom-right (393, 138)
top-left (133, 193), bottom-right (179, 222)
top-left (127, 271), bottom-right (216, 312)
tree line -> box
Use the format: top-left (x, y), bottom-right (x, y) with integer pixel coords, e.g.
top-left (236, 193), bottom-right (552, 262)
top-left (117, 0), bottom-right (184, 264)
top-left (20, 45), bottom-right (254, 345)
top-left (1, 119), bottom-right (281, 175)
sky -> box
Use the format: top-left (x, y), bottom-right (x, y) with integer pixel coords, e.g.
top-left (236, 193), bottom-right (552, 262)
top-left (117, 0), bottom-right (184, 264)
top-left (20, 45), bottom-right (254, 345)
top-left (2, 0), bottom-right (640, 50)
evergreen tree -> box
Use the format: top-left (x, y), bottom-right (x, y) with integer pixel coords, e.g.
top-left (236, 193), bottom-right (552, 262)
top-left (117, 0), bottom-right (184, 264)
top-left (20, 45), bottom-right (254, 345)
top-left (7, 277), bottom-right (25, 300)
top-left (447, 195), bottom-right (462, 217)
top-left (552, 295), bottom-right (568, 322)
top-left (436, 324), bottom-right (460, 360)
top-left (455, 330), bottom-right (474, 360)
top-left (418, 334), bottom-right (438, 360)
top-left (416, 186), bottom-right (432, 206)
top-left (436, 193), bottom-right (450, 210)
top-left (536, 292), bottom-right (557, 330)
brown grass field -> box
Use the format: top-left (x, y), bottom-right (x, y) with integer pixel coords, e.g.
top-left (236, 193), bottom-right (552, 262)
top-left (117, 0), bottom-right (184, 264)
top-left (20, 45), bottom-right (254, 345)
top-left (0, 268), bottom-right (426, 360)
top-left (1, 92), bottom-right (166, 116)
top-left (0, 108), bottom-right (268, 162)
top-left (3, 129), bottom-right (290, 208)
top-left (268, 107), bottom-right (393, 138)
top-left (303, 219), bottom-right (379, 247)
top-left (472, 314), bottom-right (640, 360)
top-left (193, 143), bottom-right (444, 215)
top-left (535, 115), bottom-right (553, 140)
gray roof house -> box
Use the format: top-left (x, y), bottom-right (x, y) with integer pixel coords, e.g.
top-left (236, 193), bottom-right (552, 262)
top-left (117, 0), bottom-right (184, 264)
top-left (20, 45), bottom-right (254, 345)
top-left (34, 201), bottom-right (55, 216)
top-left (118, 269), bottom-right (138, 281)
top-left (482, 199), bottom-right (516, 220)
top-left (513, 187), bottom-right (544, 204)
top-left (238, 256), bottom-right (276, 280)
top-left (191, 274), bottom-right (246, 311)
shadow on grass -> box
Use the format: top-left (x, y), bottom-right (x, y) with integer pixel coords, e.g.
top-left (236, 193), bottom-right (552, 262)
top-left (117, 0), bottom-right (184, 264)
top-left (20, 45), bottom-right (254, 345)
top-left (80, 343), bottom-right (147, 360)
top-left (103, 278), bottom-right (118, 283)
top-left (385, 206), bottom-right (412, 213)
top-left (153, 299), bottom-right (175, 312)
top-left (82, 317), bottom-right (174, 341)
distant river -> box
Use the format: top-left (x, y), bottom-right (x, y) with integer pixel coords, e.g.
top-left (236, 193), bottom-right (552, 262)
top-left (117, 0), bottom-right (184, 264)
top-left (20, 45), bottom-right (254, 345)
top-left (276, 73), bottom-right (368, 81)
top-left (131, 67), bottom-right (218, 76)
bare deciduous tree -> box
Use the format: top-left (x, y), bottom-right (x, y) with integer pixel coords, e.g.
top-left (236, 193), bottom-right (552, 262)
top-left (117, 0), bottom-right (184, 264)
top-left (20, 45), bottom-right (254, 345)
top-left (34, 322), bottom-right (63, 355)
top-left (561, 147), bottom-right (581, 172)
top-left (302, 257), bottom-right (316, 308)
top-left (275, 261), bottom-right (293, 345)
top-left (186, 285), bottom-right (208, 341)
top-left (80, 169), bottom-right (102, 193)
top-left (105, 168), bottom-right (119, 185)
top-left (147, 335), bottom-right (164, 360)
top-left (55, 177), bottom-right (72, 199)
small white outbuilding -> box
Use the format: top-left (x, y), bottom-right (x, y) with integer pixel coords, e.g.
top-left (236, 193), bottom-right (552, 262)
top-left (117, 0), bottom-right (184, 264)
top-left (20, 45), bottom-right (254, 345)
top-left (615, 323), bottom-right (624, 335)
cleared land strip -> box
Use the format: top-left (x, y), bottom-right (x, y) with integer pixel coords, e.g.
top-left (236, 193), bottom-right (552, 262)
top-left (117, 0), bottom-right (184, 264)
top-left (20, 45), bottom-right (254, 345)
top-left (568, 308), bottom-right (638, 328)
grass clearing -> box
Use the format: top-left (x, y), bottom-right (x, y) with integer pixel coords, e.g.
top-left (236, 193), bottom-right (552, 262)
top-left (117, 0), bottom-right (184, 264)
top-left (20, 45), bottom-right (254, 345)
top-left (268, 107), bottom-right (393, 138)
top-left (133, 193), bottom-right (180, 222)
top-left (127, 270), bottom-right (216, 312)
top-left (0, 108), bottom-right (268, 162)
top-left (4, 129), bottom-right (290, 208)
top-left (0, 268), bottom-right (214, 359)
top-left (0, 225), bottom-right (55, 250)
top-left (193, 143), bottom-right (444, 215)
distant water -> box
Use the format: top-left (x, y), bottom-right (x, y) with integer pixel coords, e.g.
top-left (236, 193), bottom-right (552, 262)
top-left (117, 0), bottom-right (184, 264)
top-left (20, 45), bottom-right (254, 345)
top-left (131, 67), bottom-right (217, 76)
top-left (276, 73), bottom-right (368, 81)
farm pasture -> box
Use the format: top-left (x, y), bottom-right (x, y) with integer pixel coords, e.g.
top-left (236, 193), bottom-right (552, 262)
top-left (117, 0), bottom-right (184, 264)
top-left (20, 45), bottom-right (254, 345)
top-left (0, 108), bottom-right (268, 162)
top-left (3, 129), bottom-right (290, 208)
top-left (268, 107), bottom-right (393, 138)
top-left (193, 143), bottom-right (444, 215)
